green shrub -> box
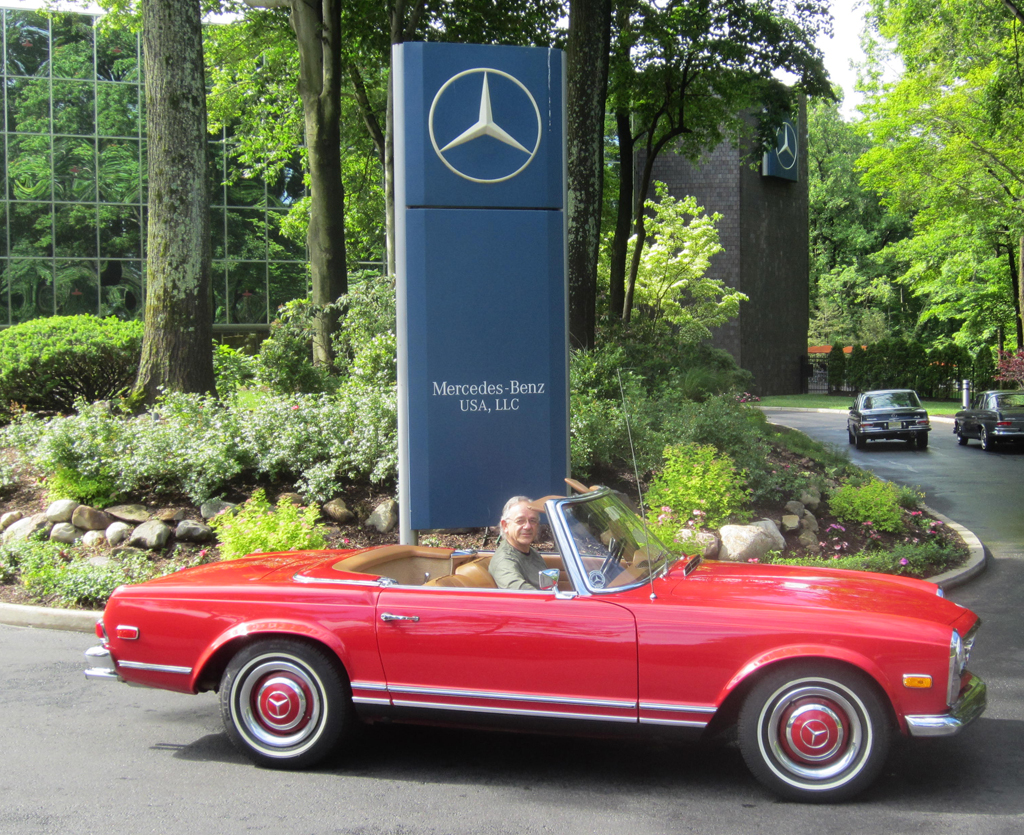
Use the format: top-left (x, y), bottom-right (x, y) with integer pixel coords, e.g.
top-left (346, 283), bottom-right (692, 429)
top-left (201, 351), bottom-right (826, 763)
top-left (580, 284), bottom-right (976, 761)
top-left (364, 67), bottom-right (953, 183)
top-left (44, 467), bottom-right (120, 507)
top-left (0, 316), bottom-right (143, 415)
top-left (761, 539), bottom-right (964, 579)
top-left (10, 538), bottom-right (156, 609)
top-left (645, 443), bottom-right (751, 528)
top-left (210, 489), bottom-right (328, 561)
top-left (254, 299), bottom-right (339, 394)
top-left (213, 343), bottom-right (257, 396)
top-left (828, 478), bottom-right (904, 533)
top-left (826, 345), bottom-right (846, 394)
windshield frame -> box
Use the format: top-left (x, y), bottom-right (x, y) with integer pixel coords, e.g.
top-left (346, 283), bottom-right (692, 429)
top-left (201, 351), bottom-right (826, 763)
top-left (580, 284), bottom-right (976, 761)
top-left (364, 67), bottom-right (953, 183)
top-left (546, 488), bottom-right (691, 595)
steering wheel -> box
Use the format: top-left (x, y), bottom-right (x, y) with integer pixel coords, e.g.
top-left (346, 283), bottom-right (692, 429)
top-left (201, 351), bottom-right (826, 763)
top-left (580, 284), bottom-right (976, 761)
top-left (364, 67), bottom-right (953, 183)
top-left (598, 537), bottom-right (625, 578)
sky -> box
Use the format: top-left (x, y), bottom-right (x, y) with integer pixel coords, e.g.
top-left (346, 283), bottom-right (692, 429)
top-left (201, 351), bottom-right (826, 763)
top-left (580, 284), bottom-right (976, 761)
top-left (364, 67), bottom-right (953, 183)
top-left (816, 0), bottom-right (872, 117)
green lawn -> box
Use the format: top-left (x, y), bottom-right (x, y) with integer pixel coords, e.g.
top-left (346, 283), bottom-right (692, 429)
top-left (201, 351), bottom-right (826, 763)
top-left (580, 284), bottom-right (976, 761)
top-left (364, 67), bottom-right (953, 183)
top-left (755, 393), bottom-right (963, 416)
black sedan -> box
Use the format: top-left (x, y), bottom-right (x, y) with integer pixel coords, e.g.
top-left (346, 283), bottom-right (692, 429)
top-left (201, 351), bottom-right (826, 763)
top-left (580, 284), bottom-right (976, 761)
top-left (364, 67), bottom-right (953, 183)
top-left (954, 390), bottom-right (1024, 450)
top-left (848, 389), bottom-right (931, 449)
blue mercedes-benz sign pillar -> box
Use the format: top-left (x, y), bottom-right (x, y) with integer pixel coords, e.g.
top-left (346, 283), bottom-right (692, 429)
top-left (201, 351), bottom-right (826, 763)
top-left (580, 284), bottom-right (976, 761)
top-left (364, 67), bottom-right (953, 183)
top-left (394, 42), bottom-right (568, 540)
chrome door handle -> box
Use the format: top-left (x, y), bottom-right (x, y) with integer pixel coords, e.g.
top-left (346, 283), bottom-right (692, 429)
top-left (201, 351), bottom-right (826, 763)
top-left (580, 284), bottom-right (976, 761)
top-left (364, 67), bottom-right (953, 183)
top-left (380, 612), bottom-right (420, 622)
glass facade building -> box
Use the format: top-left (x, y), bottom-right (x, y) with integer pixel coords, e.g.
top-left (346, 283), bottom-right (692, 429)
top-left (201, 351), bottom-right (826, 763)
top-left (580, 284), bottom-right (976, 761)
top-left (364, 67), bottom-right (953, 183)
top-left (1, 3), bottom-right (307, 329)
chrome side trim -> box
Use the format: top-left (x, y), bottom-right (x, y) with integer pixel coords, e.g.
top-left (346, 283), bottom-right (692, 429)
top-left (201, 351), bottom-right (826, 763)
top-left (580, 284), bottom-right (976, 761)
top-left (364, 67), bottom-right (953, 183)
top-left (640, 702), bottom-right (717, 714)
top-left (350, 680), bottom-right (388, 692)
top-left (907, 673), bottom-right (986, 737)
top-left (386, 684), bottom-right (636, 710)
top-left (118, 660), bottom-right (193, 675)
top-left (352, 696), bottom-right (392, 706)
top-left (639, 716), bottom-right (710, 728)
top-left (293, 574), bottom-right (391, 587)
top-left (390, 699), bottom-right (636, 723)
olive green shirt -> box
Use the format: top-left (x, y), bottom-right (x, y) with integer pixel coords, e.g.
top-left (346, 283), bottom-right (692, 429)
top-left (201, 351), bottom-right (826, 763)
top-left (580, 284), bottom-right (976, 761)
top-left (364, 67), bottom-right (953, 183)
top-left (488, 538), bottom-right (549, 590)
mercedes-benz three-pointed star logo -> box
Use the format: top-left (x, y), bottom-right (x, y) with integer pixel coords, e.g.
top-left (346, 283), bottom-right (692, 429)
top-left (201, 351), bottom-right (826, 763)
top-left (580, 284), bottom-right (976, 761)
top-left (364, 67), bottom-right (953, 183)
top-left (775, 121), bottom-right (798, 171)
top-left (428, 68), bottom-right (542, 184)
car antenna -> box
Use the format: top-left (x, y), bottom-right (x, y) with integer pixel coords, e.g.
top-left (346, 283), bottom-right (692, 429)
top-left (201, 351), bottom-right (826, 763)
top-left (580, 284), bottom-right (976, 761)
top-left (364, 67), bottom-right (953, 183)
top-left (617, 369), bottom-right (658, 601)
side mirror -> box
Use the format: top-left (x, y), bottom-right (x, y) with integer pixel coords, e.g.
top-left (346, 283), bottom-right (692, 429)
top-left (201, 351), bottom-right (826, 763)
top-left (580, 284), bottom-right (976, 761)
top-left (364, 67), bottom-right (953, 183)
top-left (539, 568), bottom-right (560, 591)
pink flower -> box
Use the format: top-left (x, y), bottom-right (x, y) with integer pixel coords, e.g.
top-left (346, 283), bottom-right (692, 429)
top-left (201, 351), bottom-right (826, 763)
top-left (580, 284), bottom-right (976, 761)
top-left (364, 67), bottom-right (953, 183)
top-left (291, 405), bottom-right (300, 410)
top-left (900, 558), bottom-right (909, 565)
top-left (747, 558), bottom-right (759, 564)
top-left (199, 549), bottom-right (208, 558)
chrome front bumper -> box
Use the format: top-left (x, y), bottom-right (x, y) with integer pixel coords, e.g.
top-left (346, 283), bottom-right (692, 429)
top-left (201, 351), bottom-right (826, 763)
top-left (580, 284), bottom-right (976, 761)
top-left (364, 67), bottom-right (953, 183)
top-left (84, 644), bottom-right (121, 682)
top-left (906, 673), bottom-right (986, 737)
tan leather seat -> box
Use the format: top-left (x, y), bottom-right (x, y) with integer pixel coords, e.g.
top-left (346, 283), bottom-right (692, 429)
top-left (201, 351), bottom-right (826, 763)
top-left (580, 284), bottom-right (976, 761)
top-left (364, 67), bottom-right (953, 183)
top-left (424, 574), bottom-right (471, 587)
top-left (454, 556), bottom-right (497, 588)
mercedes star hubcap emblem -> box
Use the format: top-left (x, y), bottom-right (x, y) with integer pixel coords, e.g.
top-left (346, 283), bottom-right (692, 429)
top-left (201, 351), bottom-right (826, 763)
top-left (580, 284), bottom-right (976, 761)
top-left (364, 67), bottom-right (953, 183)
top-left (429, 68), bottom-right (542, 184)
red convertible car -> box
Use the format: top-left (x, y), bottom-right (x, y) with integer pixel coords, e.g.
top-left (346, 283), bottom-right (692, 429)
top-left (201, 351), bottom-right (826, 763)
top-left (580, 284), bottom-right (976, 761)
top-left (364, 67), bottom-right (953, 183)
top-left (85, 485), bottom-right (986, 802)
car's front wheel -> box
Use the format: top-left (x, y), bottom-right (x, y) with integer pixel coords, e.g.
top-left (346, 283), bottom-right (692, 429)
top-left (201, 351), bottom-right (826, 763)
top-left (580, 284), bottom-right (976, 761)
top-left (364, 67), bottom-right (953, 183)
top-left (738, 662), bottom-right (891, 802)
top-left (955, 423), bottom-right (968, 445)
top-left (220, 639), bottom-right (351, 769)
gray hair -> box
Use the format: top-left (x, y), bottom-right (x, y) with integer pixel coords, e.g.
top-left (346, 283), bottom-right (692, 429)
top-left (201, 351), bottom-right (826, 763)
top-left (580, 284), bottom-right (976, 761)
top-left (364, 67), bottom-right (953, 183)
top-left (501, 495), bottom-right (533, 522)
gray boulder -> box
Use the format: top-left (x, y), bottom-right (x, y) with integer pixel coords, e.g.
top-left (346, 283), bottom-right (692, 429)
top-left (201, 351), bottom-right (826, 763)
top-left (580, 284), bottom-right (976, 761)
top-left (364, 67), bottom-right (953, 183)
top-left (3, 514), bottom-right (51, 545)
top-left (106, 504), bottom-right (151, 524)
top-left (45, 499), bottom-right (80, 524)
top-left (201, 499), bottom-right (237, 520)
top-left (50, 522), bottom-right (82, 544)
top-left (128, 519), bottom-right (172, 551)
top-left (82, 530), bottom-right (107, 548)
top-left (365, 499), bottom-right (398, 534)
top-left (72, 505), bottom-right (114, 531)
top-left (175, 519), bottom-right (215, 543)
top-left (718, 519), bottom-right (785, 563)
top-left (0, 510), bottom-right (23, 531)
top-left (105, 521), bottom-right (132, 547)
top-left (322, 498), bottom-right (356, 524)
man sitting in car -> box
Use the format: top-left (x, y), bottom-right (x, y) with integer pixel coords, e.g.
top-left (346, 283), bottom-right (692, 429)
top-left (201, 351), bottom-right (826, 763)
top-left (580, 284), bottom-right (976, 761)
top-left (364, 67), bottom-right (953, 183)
top-left (489, 496), bottom-right (549, 590)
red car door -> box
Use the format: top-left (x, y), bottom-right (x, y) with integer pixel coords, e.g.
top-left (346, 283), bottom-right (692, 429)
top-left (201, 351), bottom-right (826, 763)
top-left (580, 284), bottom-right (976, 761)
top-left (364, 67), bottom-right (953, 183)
top-left (374, 587), bottom-right (638, 723)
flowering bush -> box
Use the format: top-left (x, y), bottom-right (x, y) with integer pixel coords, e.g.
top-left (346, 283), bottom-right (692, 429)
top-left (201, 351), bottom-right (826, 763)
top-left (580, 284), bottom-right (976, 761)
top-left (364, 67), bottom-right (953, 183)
top-left (995, 348), bottom-right (1024, 386)
top-left (645, 442), bottom-right (751, 529)
top-left (828, 478), bottom-right (904, 533)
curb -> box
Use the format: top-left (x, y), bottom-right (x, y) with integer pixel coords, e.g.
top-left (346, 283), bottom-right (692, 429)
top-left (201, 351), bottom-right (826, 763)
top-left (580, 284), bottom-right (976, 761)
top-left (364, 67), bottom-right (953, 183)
top-left (921, 504), bottom-right (987, 591)
top-left (0, 601), bottom-right (102, 633)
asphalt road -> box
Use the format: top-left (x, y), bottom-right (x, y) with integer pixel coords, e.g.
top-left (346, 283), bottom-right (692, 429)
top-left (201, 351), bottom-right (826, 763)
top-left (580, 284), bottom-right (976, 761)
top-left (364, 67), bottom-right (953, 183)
top-left (2, 409), bottom-right (1022, 834)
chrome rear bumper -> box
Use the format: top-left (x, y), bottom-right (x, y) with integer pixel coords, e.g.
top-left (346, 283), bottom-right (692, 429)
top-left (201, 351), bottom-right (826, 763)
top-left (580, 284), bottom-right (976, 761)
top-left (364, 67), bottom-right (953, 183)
top-left (84, 644), bottom-right (121, 682)
top-left (906, 673), bottom-right (986, 737)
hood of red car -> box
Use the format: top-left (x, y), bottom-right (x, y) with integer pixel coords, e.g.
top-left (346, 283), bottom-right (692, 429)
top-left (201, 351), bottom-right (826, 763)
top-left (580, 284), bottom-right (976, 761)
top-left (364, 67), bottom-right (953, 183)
top-left (669, 560), bottom-right (964, 625)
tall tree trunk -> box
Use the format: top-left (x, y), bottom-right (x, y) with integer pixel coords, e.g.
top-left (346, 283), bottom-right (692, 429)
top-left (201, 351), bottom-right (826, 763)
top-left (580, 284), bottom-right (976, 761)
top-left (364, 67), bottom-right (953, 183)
top-left (1017, 236), bottom-right (1024, 349)
top-left (135, 0), bottom-right (216, 404)
top-left (566, 0), bottom-right (611, 350)
top-left (291, 0), bottom-right (347, 367)
top-left (607, 109), bottom-right (633, 319)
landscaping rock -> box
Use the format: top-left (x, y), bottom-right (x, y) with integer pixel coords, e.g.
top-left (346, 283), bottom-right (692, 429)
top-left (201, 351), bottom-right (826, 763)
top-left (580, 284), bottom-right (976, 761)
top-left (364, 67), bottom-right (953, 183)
top-left (717, 519), bottom-right (785, 562)
top-left (201, 499), bottom-right (237, 520)
top-left (322, 498), bottom-right (356, 524)
top-left (105, 521), bottom-right (131, 547)
top-left (155, 507), bottom-right (186, 523)
top-left (276, 492), bottom-right (305, 507)
top-left (365, 499), bottom-right (398, 534)
top-left (106, 504), bottom-right (151, 524)
top-left (798, 529), bottom-right (821, 553)
top-left (176, 519), bottom-right (214, 543)
top-left (50, 523), bottom-right (82, 544)
top-left (781, 514), bottom-right (801, 533)
top-left (800, 511), bottom-right (819, 533)
top-left (128, 519), bottom-right (172, 551)
top-left (45, 499), bottom-right (80, 524)
top-left (83, 530), bottom-right (107, 548)
top-left (87, 555), bottom-right (112, 567)
top-left (674, 528), bottom-right (719, 559)
top-left (71, 505), bottom-right (114, 531)
top-left (3, 514), bottom-right (51, 545)
top-left (784, 500), bottom-right (805, 516)
top-left (798, 487), bottom-right (821, 510)
top-left (0, 510), bottom-right (23, 531)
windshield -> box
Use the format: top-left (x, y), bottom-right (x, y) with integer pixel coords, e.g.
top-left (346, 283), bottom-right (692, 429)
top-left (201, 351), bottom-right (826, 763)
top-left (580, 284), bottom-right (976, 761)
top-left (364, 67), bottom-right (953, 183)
top-left (555, 491), bottom-right (687, 592)
top-left (863, 391), bottom-right (921, 410)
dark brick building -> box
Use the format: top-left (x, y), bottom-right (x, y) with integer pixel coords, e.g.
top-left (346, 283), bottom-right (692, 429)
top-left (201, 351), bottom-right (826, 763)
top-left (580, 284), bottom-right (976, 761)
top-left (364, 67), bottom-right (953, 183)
top-left (643, 104), bottom-right (809, 395)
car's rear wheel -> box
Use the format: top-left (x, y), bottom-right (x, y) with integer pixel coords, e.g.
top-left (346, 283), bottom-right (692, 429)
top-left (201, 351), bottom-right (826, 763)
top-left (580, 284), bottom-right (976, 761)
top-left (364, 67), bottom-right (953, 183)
top-left (220, 639), bottom-right (351, 769)
top-left (917, 432), bottom-right (929, 449)
top-left (980, 425), bottom-right (997, 452)
top-left (847, 426), bottom-right (855, 445)
top-left (854, 429), bottom-right (866, 450)
top-left (738, 662), bottom-right (891, 802)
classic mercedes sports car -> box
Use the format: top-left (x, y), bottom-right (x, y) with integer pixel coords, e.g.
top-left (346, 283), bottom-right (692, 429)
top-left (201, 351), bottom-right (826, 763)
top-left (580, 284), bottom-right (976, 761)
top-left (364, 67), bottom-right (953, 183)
top-left (85, 484), bottom-right (985, 802)
top-left (954, 389), bottom-right (1024, 450)
top-left (848, 389), bottom-right (932, 449)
